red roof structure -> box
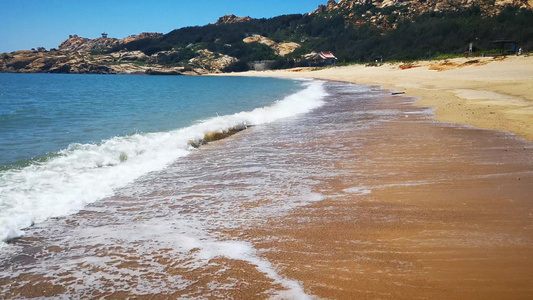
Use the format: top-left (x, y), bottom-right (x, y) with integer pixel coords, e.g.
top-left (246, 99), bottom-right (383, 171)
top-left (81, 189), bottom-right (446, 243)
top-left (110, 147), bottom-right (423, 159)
top-left (319, 52), bottom-right (337, 60)
top-left (303, 51), bottom-right (338, 67)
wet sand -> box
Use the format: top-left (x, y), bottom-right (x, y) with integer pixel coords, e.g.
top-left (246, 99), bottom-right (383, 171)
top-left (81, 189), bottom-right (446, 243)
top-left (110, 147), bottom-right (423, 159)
top-left (215, 58), bottom-right (533, 297)
top-left (244, 95), bottom-right (533, 299)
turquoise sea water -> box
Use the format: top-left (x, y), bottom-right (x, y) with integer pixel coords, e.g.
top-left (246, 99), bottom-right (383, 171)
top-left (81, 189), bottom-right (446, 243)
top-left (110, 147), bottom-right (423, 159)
top-left (0, 73), bottom-right (326, 243)
top-left (0, 74), bottom-right (301, 168)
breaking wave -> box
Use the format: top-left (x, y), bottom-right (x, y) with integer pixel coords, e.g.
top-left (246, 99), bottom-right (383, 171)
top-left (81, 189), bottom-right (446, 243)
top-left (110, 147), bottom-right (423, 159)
top-left (0, 80), bottom-right (327, 245)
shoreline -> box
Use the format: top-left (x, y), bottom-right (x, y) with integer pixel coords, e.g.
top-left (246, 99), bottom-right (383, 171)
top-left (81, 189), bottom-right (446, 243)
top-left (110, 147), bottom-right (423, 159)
top-left (212, 57), bottom-right (533, 298)
top-left (1, 78), bottom-right (532, 298)
top-left (232, 88), bottom-right (533, 299)
top-left (217, 55), bottom-right (533, 141)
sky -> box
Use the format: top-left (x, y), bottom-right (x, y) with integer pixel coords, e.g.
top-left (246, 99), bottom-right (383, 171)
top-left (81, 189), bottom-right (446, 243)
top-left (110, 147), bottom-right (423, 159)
top-left (0, 0), bottom-right (327, 53)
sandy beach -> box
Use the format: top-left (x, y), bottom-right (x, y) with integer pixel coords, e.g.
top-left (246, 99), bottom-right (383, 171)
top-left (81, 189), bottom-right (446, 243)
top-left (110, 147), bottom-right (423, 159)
top-left (223, 55), bottom-right (533, 141)
top-left (215, 56), bottom-right (533, 298)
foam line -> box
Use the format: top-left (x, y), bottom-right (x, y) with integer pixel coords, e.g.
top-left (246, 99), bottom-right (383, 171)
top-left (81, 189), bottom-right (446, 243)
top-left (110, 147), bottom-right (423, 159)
top-left (0, 80), bottom-right (327, 245)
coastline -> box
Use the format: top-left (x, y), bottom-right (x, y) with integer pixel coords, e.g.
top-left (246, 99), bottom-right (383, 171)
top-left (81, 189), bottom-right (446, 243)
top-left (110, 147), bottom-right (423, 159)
top-left (1, 75), bottom-right (533, 298)
top-left (218, 55), bottom-right (533, 141)
top-left (213, 57), bottom-right (533, 298)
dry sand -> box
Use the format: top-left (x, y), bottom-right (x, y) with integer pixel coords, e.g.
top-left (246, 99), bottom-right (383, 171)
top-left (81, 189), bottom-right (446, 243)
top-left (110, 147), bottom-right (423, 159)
top-left (222, 55), bottom-right (533, 141)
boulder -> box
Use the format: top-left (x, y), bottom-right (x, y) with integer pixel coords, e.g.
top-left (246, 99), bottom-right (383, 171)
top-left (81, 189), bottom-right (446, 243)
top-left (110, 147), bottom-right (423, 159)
top-left (189, 49), bottom-right (238, 73)
top-left (243, 35), bottom-right (301, 56)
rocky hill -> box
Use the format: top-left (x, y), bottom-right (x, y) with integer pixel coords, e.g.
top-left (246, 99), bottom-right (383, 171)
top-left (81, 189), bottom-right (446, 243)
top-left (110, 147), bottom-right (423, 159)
top-left (1, 0), bottom-right (532, 74)
top-left (315, 0), bottom-right (532, 15)
top-left (313, 0), bottom-right (533, 30)
top-left (341, 0), bottom-right (525, 9)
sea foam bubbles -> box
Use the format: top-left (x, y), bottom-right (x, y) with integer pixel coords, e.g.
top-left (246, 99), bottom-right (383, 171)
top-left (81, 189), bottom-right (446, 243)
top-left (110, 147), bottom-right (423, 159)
top-left (0, 80), bottom-right (326, 245)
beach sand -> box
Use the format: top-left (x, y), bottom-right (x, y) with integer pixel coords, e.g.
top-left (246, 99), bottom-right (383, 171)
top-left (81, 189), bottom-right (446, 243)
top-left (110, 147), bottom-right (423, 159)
top-left (215, 57), bottom-right (533, 298)
top-left (253, 104), bottom-right (533, 299)
top-left (224, 55), bottom-right (533, 141)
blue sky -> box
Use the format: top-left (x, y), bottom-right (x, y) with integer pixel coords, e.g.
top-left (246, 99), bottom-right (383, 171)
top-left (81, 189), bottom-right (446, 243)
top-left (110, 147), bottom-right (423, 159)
top-left (1, 0), bottom-right (326, 53)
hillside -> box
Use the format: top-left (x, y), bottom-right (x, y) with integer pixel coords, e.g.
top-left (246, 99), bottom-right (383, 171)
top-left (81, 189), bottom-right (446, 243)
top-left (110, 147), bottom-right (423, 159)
top-left (1, 0), bottom-right (532, 74)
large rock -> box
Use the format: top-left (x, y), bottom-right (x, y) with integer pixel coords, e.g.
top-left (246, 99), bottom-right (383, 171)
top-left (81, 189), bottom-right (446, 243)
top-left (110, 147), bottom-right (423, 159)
top-left (243, 35), bottom-right (301, 56)
top-left (110, 50), bottom-right (149, 62)
top-left (216, 14), bottom-right (252, 24)
top-left (276, 42), bottom-right (301, 57)
top-left (58, 35), bottom-right (119, 52)
top-left (188, 49), bottom-right (238, 73)
top-left (243, 35), bottom-right (277, 47)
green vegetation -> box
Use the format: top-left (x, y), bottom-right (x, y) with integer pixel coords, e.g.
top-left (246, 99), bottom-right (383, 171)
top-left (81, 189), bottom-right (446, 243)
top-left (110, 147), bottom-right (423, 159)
top-left (152, 48), bottom-right (198, 65)
top-left (109, 5), bottom-right (533, 69)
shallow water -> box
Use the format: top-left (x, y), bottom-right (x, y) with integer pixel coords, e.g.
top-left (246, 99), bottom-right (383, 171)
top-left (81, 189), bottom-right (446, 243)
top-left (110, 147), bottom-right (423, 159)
top-left (0, 74), bottom-right (301, 167)
top-left (0, 81), bottom-right (388, 298)
top-left (0, 75), bottom-right (316, 243)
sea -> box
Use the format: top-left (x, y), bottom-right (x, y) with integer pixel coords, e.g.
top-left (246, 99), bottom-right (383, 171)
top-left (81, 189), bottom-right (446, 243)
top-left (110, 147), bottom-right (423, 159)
top-left (0, 74), bottom-right (315, 241)
top-left (0, 73), bottom-right (411, 298)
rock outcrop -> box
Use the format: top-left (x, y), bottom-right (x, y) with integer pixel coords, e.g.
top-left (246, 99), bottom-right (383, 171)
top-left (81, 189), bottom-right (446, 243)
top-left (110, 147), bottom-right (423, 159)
top-left (0, 44), bottom-right (240, 75)
top-left (216, 14), bottom-right (253, 24)
top-left (314, 0), bottom-right (533, 15)
top-left (110, 50), bottom-right (149, 62)
top-left (188, 49), bottom-right (238, 74)
top-left (58, 35), bottom-right (119, 52)
top-left (243, 35), bottom-right (301, 56)
top-left (310, 0), bottom-right (533, 31)
top-left (120, 32), bottom-right (163, 44)
top-left (316, 0), bottom-right (339, 13)
top-left (1, 49), bottom-right (178, 75)
top-left (58, 32), bottom-right (163, 53)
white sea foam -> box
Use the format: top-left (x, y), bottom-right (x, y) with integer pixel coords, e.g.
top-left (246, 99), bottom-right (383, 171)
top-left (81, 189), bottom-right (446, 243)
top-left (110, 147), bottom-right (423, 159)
top-left (344, 186), bottom-right (372, 195)
top-left (343, 182), bottom-right (430, 197)
top-left (0, 80), bottom-right (327, 245)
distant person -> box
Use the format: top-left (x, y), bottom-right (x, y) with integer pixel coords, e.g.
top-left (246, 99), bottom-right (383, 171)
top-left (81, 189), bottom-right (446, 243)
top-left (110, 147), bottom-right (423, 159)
top-left (511, 44), bottom-right (516, 53)
top-left (518, 47), bottom-right (523, 55)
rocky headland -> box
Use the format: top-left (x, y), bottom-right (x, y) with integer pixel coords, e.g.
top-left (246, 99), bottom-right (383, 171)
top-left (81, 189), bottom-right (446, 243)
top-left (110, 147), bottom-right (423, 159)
top-left (0, 32), bottom-right (228, 75)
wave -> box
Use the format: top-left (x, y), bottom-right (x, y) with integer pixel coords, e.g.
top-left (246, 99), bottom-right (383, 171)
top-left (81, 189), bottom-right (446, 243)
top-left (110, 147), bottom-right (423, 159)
top-left (0, 80), bottom-right (327, 245)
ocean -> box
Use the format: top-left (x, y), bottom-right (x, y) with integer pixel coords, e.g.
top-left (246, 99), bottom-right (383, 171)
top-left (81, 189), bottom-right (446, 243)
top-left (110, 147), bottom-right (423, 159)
top-left (0, 74), bottom-right (429, 298)
top-left (0, 74), bottom-right (321, 244)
